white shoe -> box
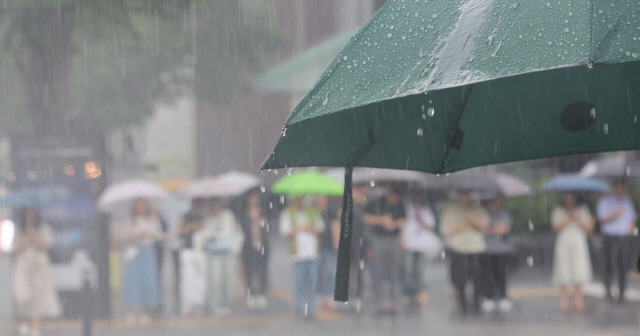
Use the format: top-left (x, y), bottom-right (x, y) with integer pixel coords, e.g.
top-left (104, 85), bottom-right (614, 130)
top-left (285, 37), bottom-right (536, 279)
top-left (246, 296), bottom-right (257, 309)
top-left (498, 298), bottom-right (513, 312)
top-left (481, 299), bottom-right (497, 313)
top-left (18, 323), bottom-right (29, 336)
top-left (257, 295), bottom-right (268, 308)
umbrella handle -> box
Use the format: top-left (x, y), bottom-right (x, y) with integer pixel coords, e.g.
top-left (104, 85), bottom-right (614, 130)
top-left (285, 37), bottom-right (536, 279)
top-left (334, 129), bottom-right (376, 302)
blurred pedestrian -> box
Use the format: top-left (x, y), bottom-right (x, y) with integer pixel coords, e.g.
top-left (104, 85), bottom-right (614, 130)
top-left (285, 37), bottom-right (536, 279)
top-left (596, 178), bottom-right (637, 304)
top-left (552, 192), bottom-right (594, 313)
top-left (12, 207), bottom-right (61, 336)
top-left (479, 194), bottom-right (515, 313)
top-left (315, 195), bottom-right (341, 311)
top-left (121, 198), bottom-right (164, 326)
top-left (400, 191), bottom-right (437, 312)
top-left (362, 185), bottom-right (406, 315)
top-left (440, 190), bottom-right (489, 315)
top-left (349, 187), bottom-right (370, 308)
top-left (197, 198), bottom-right (243, 316)
top-left (176, 198), bottom-right (205, 316)
top-left (239, 189), bottom-right (270, 309)
top-left (279, 196), bottom-right (325, 318)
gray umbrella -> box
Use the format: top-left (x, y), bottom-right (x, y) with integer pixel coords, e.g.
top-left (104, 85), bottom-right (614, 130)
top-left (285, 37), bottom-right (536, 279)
top-left (580, 153), bottom-right (640, 180)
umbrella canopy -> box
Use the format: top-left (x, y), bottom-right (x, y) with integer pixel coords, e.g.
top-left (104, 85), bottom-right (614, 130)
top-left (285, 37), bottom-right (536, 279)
top-left (432, 169), bottom-right (502, 192)
top-left (543, 174), bottom-right (610, 193)
top-left (493, 172), bottom-right (531, 197)
top-left (262, 0), bottom-right (640, 174)
top-left (97, 179), bottom-right (169, 212)
top-left (272, 170), bottom-right (344, 196)
top-left (180, 172), bottom-right (262, 198)
top-left (580, 153), bottom-right (640, 180)
top-left (326, 167), bottom-right (437, 188)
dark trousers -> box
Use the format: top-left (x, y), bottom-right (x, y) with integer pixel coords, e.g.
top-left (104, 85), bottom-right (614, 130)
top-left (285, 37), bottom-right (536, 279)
top-left (172, 250), bottom-right (181, 313)
top-left (243, 248), bottom-right (269, 296)
top-left (480, 254), bottom-right (508, 300)
top-left (449, 251), bottom-right (482, 314)
top-left (602, 235), bottom-right (630, 300)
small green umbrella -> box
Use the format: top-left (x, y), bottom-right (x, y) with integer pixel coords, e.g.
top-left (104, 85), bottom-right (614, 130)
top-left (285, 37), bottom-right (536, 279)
top-left (262, 0), bottom-right (640, 301)
top-left (271, 170), bottom-right (344, 196)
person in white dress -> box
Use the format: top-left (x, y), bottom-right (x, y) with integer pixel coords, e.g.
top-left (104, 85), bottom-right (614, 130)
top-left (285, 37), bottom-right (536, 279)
top-left (12, 207), bottom-right (61, 336)
top-left (551, 191), bottom-right (594, 313)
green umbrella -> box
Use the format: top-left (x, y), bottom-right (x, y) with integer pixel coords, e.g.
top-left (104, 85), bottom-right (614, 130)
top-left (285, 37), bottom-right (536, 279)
top-left (261, 0), bottom-right (640, 301)
top-left (271, 170), bottom-right (344, 196)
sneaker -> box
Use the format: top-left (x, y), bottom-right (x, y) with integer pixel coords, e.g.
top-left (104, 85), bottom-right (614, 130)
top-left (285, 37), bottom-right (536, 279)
top-left (481, 299), bottom-right (497, 313)
top-left (257, 295), bottom-right (268, 308)
top-left (246, 296), bottom-right (257, 309)
top-left (498, 298), bottom-right (513, 313)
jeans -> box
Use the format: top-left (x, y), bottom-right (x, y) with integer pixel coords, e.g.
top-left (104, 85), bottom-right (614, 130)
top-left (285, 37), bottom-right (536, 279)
top-left (602, 235), bottom-right (631, 300)
top-left (318, 249), bottom-right (338, 296)
top-left (207, 253), bottom-right (237, 311)
top-left (371, 235), bottom-right (402, 306)
top-left (293, 259), bottom-right (319, 315)
top-left (403, 251), bottom-right (427, 297)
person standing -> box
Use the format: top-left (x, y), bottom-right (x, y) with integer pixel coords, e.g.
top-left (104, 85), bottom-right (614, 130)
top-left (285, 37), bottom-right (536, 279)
top-left (121, 198), bottom-right (164, 325)
top-left (480, 194), bottom-right (515, 313)
top-left (175, 198), bottom-right (205, 316)
top-left (197, 198), bottom-right (243, 316)
top-left (362, 185), bottom-right (406, 315)
top-left (315, 195), bottom-right (340, 311)
top-left (239, 190), bottom-right (270, 309)
top-left (13, 207), bottom-right (61, 336)
top-left (440, 190), bottom-right (489, 315)
top-left (596, 179), bottom-right (637, 304)
top-left (400, 191), bottom-right (437, 312)
top-left (552, 192), bottom-right (594, 313)
top-left (279, 197), bottom-right (325, 318)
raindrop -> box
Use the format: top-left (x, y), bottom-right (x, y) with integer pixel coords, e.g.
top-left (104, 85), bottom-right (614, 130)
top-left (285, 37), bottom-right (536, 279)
top-left (421, 104), bottom-right (425, 113)
top-left (260, 219), bottom-right (265, 227)
top-left (27, 171), bottom-right (37, 181)
top-left (269, 202), bottom-right (273, 209)
top-left (280, 195), bottom-right (285, 204)
top-left (287, 168), bottom-right (293, 176)
top-left (417, 127), bottom-right (424, 137)
top-left (634, 227), bottom-right (639, 236)
top-left (422, 114), bottom-right (427, 119)
top-left (260, 185), bottom-right (266, 193)
top-left (274, 170), bottom-right (278, 175)
top-left (322, 97), bottom-right (329, 105)
top-left (369, 180), bottom-right (376, 187)
top-left (527, 256), bottom-right (534, 267)
top-left (604, 123), bottom-right (609, 134)
top-left (428, 107), bottom-right (435, 117)
top-left (440, 250), bottom-right (446, 259)
top-left (359, 260), bottom-right (365, 270)
top-left (635, 115), bottom-right (638, 123)
top-left (281, 127), bottom-right (287, 137)
top-left (590, 107), bottom-right (596, 118)
top-left (343, 56), bottom-right (348, 60)
top-left (626, 166), bottom-right (632, 177)
top-left (528, 219), bottom-right (534, 231)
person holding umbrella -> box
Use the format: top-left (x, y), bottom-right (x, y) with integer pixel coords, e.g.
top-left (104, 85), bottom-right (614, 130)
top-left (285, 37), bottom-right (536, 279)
top-left (362, 184), bottom-right (407, 315)
top-left (551, 192), bottom-right (595, 313)
top-left (440, 190), bottom-right (489, 315)
top-left (239, 189), bottom-right (270, 309)
top-left (279, 196), bottom-right (325, 318)
top-left (596, 178), bottom-right (637, 304)
top-left (175, 198), bottom-right (205, 316)
top-left (120, 198), bottom-right (165, 325)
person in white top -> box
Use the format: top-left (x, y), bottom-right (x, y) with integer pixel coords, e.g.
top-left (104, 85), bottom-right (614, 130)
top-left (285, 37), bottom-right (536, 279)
top-left (279, 196), bottom-right (325, 318)
top-left (400, 192), bottom-right (437, 311)
top-left (196, 198), bottom-right (243, 316)
top-left (596, 178), bottom-right (637, 304)
top-left (551, 192), bottom-right (595, 314)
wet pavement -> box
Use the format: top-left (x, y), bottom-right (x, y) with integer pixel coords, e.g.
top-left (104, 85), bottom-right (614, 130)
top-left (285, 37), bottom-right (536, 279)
top-left (2, 239), bottom-right (639, 336)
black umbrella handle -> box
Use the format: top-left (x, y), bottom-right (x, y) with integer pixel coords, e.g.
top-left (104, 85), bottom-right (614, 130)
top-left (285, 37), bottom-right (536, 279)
top-left (334, 129), bottom-right (376, 302)
top-left (334, 167), bottom-right (353, 302)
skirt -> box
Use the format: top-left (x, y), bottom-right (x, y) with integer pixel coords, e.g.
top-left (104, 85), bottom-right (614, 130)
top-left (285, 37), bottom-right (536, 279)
top-left (122, 245), bottom-right (160, 306)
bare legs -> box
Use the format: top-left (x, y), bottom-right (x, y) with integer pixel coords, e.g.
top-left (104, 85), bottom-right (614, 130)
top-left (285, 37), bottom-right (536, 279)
top-left (558, 284), bottom-right (585, 313)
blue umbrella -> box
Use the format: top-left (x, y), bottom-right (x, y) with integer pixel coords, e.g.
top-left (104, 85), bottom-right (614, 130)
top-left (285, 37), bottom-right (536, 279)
top-left (543, 174), bottom-right (610, 193)
top-left (0, 187), bottom-right (69, 208)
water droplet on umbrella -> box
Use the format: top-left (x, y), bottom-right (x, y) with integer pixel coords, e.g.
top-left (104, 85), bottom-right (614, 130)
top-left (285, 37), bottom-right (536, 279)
top-left (527, 256), bottom-right (534, 267)
top-left (590, 108), bottom-right (596, 118)
top-left (428, 107), bottom-right (435, 117)
top-left (422, 114), bottom-right (427, 119)
top-left (604, 123), bottom-right (609, 134)
top-left (369, 180), bottom-right (376, 187)
top-left (343, 56), bottom-right (348, 60)
top-left (281, 127), bottom-right (287, 137)
top-left (417, 128), bottom-right (424, 137)
top-left (322, 97), bottom-right (329, 105)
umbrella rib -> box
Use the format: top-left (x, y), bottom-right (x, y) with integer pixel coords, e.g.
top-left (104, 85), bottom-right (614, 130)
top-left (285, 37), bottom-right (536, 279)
top-left (437, 84), bottom-right (474, 174)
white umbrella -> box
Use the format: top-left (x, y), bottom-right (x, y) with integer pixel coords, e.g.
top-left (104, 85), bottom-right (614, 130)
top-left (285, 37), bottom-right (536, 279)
top-left (180, 171), bottom-right (261, 198)
top-left (493, 172), bottom-right (531, 197)
top-left (98, 179), bottom-right (169, 212)
top-left (326, 167), bottom-right (436, 188)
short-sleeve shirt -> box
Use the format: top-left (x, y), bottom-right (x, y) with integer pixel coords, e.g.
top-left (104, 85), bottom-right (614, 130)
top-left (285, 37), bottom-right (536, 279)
top-left (279, 208), bottom-right (325, 261)
top-left (364, 197), bottom-right (406, 236)
top-left (440, 203), bottom-right (488, 254)
top-left (597, 195), bottom-right (637, 236)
